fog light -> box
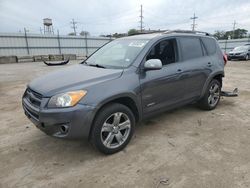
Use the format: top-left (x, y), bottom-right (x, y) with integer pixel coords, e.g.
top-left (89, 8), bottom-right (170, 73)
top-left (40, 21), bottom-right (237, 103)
top-left (60, 125), bottom-right (69, 134)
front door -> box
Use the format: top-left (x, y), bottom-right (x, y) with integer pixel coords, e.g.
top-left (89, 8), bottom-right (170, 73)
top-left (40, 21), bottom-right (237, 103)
top-left (140, 38), bottom-right (187, 114)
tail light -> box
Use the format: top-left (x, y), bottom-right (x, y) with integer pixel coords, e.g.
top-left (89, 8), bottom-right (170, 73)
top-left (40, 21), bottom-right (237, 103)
top-left (223, 53), bottom-right (228, 66)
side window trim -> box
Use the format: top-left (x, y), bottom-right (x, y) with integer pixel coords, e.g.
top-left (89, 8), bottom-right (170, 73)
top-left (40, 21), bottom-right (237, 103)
top-left (142, 37), bottom-right (179, 67)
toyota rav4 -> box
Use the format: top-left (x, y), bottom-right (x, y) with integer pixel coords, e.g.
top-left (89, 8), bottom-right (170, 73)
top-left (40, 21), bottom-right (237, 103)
top-left (22, 30), bottom-right (228, 154)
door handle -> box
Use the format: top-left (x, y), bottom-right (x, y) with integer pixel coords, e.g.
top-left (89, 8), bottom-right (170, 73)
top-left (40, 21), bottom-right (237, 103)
top-left (207, 62), bottom-right (212, 67)
top-left (177, 69), bottom-right (182, 72)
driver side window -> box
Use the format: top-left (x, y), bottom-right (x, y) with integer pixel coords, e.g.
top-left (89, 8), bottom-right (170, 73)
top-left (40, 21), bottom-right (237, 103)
top-left (146, 39), bottom-right (177, 66)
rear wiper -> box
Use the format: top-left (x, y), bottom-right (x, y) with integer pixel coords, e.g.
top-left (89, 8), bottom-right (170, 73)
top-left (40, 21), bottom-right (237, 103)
top-left (87, 63), bottom-right (106, 69)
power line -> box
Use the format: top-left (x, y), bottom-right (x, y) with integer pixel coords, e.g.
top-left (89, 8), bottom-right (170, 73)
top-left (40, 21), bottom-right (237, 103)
top-left (70, 19), bottom-right (77, 35)
top-left (190, 13), bottom-right (198, 31)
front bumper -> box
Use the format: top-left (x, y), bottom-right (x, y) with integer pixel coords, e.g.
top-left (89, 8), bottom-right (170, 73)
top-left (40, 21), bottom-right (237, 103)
top-left (22, 91), bottom-right (96, 139)
top-left (228, 54), bottom-right (246, 60)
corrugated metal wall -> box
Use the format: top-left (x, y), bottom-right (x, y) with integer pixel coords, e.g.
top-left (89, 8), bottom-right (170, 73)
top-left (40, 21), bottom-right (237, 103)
top-left (0, 33), bottom-right (111, 56)
top-left (1, 32), bottom-right (250, 56)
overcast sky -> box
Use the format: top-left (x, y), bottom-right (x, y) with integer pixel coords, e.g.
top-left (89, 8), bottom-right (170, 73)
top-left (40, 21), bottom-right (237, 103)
top-left (0, 0), bottom-right (249, 36)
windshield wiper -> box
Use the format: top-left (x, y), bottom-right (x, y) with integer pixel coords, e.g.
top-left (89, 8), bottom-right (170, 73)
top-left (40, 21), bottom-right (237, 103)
top-left (87, 63), bottom-right (106, 69)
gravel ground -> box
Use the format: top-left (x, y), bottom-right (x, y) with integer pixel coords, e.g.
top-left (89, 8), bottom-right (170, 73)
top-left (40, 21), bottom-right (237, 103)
top-left (0, 60), bottom-right (250, 188)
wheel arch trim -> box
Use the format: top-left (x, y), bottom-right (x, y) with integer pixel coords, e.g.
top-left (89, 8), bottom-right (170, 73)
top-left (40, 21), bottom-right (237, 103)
top-left (88, 92), bottom-right (142, 139)
top-left (200, 71), bottom-right (224, 99)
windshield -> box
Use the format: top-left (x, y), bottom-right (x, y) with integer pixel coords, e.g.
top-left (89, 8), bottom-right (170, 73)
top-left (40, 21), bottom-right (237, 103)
top-left (233, 46), bottom-right (248, 51)
top-left (85, 39), bottom-right (149, 69)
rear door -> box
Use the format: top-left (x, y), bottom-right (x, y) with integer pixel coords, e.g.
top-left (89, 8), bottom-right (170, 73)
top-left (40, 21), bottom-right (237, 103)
top-left (177, 37), bottom-right (211, 99)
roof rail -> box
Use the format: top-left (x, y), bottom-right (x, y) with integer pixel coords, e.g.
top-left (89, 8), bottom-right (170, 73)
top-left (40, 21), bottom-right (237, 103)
top-left (129, 30), bottom-right (166, 36)
top-left (164, 30), bottom-right (211, 36)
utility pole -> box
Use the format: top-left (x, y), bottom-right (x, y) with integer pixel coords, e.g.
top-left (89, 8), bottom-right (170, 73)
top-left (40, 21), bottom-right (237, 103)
top-left (70, 19), bottom-right (77, 35)
top-left (139, 5), bottom-right (144, 32)
top-left (190, 13), bottom-right (198, 31)
top-left (232, 20), bottom-right (237, 39)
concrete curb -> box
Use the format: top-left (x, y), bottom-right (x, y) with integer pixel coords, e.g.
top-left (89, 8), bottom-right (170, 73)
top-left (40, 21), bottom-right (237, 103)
top-left (18, 56), bottom-right (34, 63)
top-left (0, 54), bottom-right (85, 64)
top-left (63, 54), bottom-right (77, 60)
top-left (49, 54), bottom-right (63, 61)
top-left (0, 56), bottom-right (18, 64)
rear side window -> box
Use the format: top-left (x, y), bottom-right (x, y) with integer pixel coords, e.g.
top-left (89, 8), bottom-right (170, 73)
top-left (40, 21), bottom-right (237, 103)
top-left (179, 37), bottom-right (203, 61)
top-left (201, 37), bottom-right (217, 55)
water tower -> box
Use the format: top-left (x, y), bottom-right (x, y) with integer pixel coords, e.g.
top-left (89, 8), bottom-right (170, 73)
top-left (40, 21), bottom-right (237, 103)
top-left (43, 18), bottom-right (54, 34)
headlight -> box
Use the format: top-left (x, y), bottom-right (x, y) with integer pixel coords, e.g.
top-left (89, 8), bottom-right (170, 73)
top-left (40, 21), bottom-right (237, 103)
top-left (47, 90), bottom-right (87, 108)
top-left (240, 52), bottom-right (247, 55)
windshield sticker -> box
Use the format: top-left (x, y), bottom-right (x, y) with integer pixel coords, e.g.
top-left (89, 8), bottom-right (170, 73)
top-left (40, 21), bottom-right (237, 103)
top-left (129, 41), bottom-right (147, 48)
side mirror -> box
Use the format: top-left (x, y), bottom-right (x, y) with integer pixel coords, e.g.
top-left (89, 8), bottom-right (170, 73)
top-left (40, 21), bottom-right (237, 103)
top-left (144, 59), bottom-right (162, 71)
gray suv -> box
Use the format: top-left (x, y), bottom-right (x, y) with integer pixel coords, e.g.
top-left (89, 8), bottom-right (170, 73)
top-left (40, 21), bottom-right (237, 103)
top-left (22, 31), bottom-right (226, 154)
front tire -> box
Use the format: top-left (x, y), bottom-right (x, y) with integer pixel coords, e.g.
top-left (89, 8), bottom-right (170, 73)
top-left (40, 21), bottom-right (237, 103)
top-left (245, 54), bottom-right (249, 61)
top-left (90, 103), bottom-right (135, 154)
top-left (198, 79), bottom-right (221, 110)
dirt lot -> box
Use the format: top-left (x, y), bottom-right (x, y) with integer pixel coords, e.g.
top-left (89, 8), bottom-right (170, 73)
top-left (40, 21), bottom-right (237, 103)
top-left (0, 60), bottom-right (250, 188)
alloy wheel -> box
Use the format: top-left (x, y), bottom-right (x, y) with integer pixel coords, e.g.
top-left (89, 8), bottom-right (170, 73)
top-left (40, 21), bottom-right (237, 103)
top-left (208, 83), bottom-right (220, 107)
top-left (101, 112), bottom-right (131, 149)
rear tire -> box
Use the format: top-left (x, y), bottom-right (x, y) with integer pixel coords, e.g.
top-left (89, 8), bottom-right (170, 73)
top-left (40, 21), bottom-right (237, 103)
top-left (198, 79), bottom-right (221, 110)
top-left (90, 103), bottom-right (135, 154)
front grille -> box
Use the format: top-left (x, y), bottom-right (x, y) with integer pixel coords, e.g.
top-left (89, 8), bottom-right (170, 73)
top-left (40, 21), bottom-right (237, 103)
top-left (24, 88), bottom-right (43, 108)
top-left (23, 88), bottom-right (42, 121)
top-left (23, 105), bottom-right (39, 120)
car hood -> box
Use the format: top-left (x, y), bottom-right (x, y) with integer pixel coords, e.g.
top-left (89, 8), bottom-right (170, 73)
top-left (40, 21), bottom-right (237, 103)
top-left (28, 64), bottom-right (123, 97)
